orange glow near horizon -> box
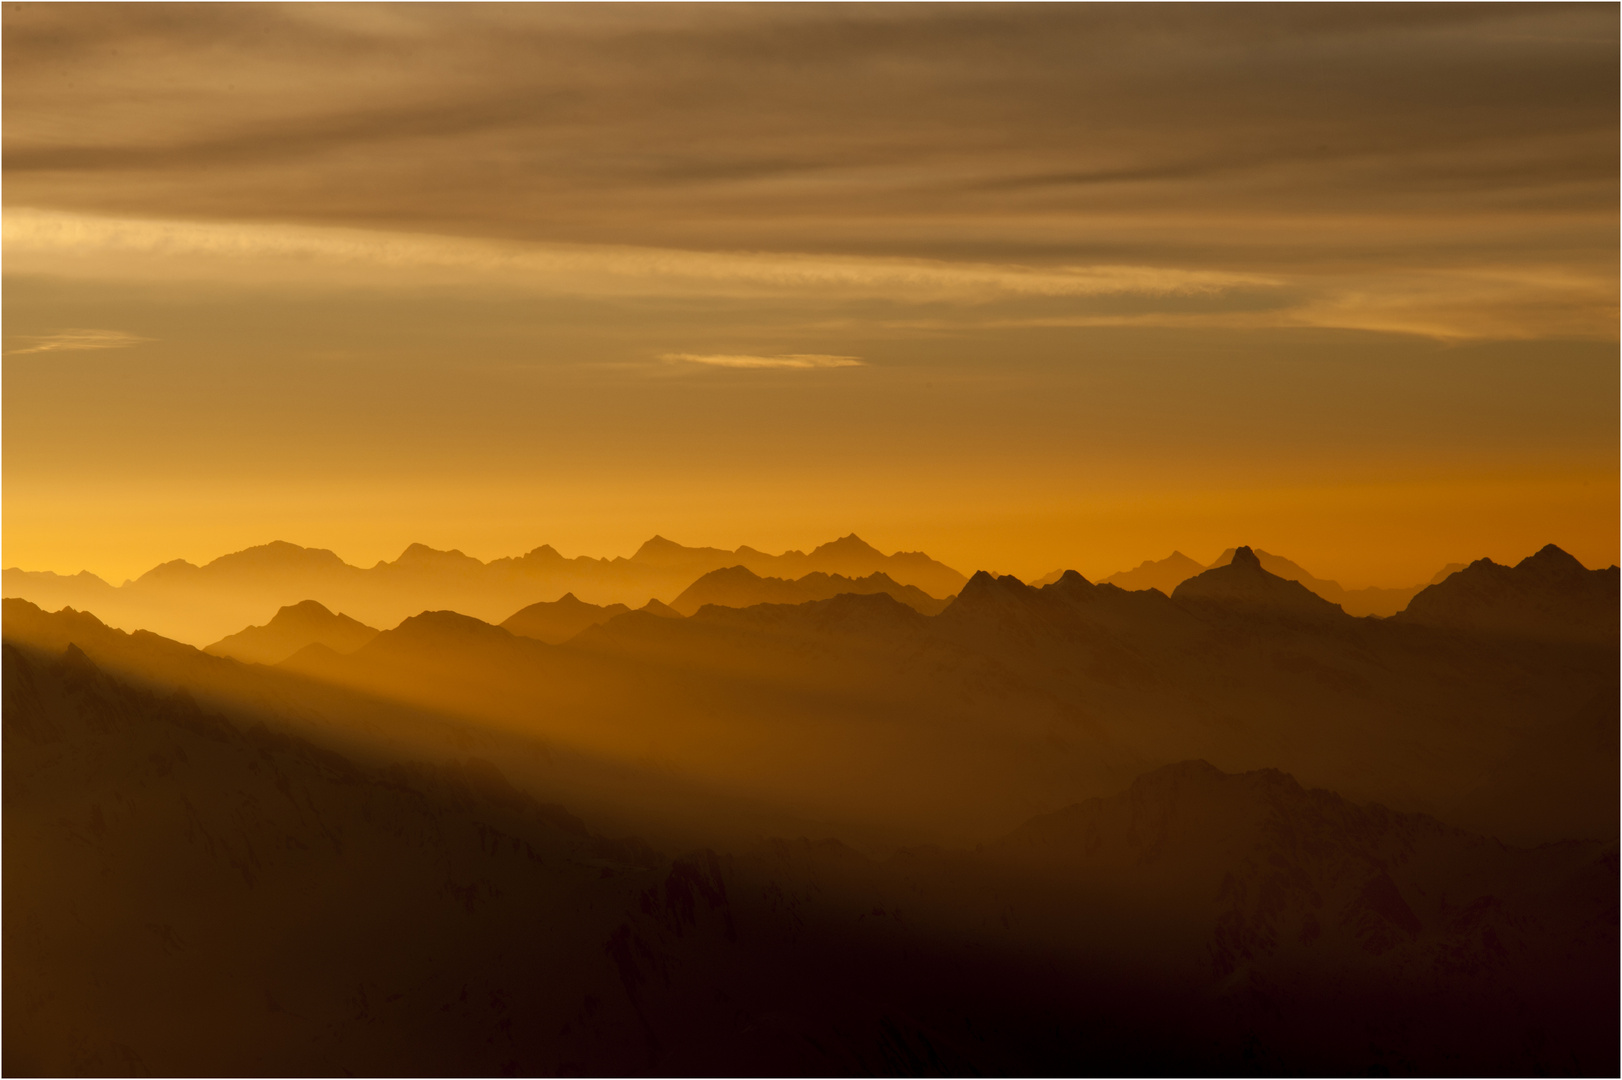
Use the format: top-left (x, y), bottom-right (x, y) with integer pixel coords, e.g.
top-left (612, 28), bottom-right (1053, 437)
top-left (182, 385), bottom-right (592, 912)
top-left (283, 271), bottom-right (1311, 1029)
top-left (3, 5), bottom-right (1616, 598)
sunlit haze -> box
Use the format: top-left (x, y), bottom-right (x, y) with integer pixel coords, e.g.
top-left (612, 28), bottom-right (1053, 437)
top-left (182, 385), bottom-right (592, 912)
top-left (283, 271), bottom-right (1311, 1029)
top-left (5, 7), bottom-right (1618, 1075)
top-left (4, 4), bottom-right (1616, 585)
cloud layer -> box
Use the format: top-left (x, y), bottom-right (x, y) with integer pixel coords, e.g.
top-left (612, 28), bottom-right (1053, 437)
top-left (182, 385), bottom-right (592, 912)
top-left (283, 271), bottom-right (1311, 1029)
top-left (3, 5), bottom-right (1615, 339)
top-left (663, 353), bottom-right (864, 370)
top-left (7, 329), bottom-right (150, 356)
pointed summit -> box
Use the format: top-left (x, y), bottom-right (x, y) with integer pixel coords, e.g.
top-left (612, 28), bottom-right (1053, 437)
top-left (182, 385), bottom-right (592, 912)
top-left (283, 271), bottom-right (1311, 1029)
top-left (1396, 544), bottom-right (1617, 642)
top-left (811, 534), bottom-right (884, 558)
top-left (1517, 544), bottom-right (1591, 581)
top-left (637, 598), bottom-right (683, 619)
top-left (633, 535), bottom-right (683, 557)
top-left (1174, 546), bottom-right (1345, 621)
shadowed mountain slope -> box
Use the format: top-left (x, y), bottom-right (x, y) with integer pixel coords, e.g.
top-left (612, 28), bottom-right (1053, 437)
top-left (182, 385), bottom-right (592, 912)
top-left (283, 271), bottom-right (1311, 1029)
top-left (501, 593), bottom-right (630, 644)
top-left (5, 639), bottom-right (1612, 1077)
top-left (205, 599), bottom-right (379, 665)
top-left (1173, 546), bottom-right (1348, 622)
top-left (3, 534), bottom-right (966, 646)
top-left (1393, 543), bottom-right (1619, 643)
top-left (2, 640), bottom-right (664, 1076)
top-left (669, 566), bottom-right (951, 617)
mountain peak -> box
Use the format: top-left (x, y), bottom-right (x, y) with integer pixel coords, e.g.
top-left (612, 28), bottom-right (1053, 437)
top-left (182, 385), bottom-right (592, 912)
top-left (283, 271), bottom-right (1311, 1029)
top-left (206, 598), bottom-right (378, 665)
top-left (811, 533), bottom-right (883, 558)
top-left (635, 534), bottom-right (681, 554)
top-left (1518, 544), bottom-right (1588, 576)
top-left (273, 599), bottom-right (336, 621)
top-left (203, 540), bottom-right (350, 574)
top-left (500, 593), bottom-right (632, 643)
top-left (1396, 544), bottom-right (1617, 642)
top-left (1174, 547), bottom-right (1345, 620)
top-left (390, 543), bottom-right (483, 569)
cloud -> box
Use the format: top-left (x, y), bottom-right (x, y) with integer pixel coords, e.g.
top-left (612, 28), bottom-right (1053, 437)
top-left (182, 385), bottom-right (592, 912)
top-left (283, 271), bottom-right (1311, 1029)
top-left (1, 208), bottom-right (1268, 303)
top-left (663, 353), bottom-right (864, 370)
top-left (7, 329), bottom-right (151, 355)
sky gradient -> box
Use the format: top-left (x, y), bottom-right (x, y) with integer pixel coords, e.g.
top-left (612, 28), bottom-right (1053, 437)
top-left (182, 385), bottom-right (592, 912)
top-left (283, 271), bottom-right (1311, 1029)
top-left (4, 3), bottom-right (1617, 586)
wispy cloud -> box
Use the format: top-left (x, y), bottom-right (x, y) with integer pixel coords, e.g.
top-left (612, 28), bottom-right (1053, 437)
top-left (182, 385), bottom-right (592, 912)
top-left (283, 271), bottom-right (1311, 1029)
top-left (7, 329), bottom-right (150, 355)
top-left (663, 352), bottom-right (865, 370)
top-left (1, 208), bottom-right (1269, 304)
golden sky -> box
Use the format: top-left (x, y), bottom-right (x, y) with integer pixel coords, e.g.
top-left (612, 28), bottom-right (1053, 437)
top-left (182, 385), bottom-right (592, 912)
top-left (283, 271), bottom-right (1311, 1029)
top-left (4, 3), bottom-right (1617, 587)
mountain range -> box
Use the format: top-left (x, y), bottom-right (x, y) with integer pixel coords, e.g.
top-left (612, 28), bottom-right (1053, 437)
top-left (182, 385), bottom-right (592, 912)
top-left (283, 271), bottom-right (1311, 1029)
top-left (4, 600), bottom-right (1613, 1074)
top-left (3, 534), bottom-right (967, 646)
top-left (10, 542), bottom-right (1612, 851)
top-left (669, 566), bottom-right (951, 617)
top-left (1047, 548), bottom-right (1470, 616)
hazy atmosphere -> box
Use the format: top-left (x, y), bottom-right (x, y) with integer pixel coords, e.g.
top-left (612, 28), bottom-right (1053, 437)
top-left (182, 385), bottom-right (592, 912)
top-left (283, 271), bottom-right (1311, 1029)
top-left (4, 5), bottom-right (1617, 1077)
top-left (5, 3), bottom-right (1617, 583)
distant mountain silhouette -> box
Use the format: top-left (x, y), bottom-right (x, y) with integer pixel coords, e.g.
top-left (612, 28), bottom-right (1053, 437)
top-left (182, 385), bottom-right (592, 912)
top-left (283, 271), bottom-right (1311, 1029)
top-left (1173, 546), bottom-right (1347, 621)
top-left (2, 533), bottom-right (966, 645)
top-left (638, 598), bottom-right (682, 618)
top-left (1393, 543), bottom-right (1619, 643)
top-left (5, 536), bottom-right (1616, 849)
top-left (1090, 548), bottom-right (1466, 617)
top-left (669, 566), bottom-right (951, 617)
top-left (205, 599), bottom-right (379, 665)
top-left (1206, 547), bottom-right (1427, 617)
top-left (1100, 551), bottom-right (1207, 595)
top-left (502, 593), bottom-right (630, 644)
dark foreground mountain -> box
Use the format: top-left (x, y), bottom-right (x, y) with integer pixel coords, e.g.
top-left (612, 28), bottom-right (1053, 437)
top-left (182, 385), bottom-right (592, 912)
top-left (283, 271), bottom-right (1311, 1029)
top-left (669, 566), bottom-right (951, 617)
top-left (2, 533), bottom-right (966, 646)
top-left (205, 599), bottom-right (380, 665)
top-left (5, 641), bottom-right (1613, 1076)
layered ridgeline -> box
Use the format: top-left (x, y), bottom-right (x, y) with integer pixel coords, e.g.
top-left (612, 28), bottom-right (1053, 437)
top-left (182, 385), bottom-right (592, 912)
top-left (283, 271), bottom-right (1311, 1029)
top-left (4, 552), bottom-right (1614, 1074)
top-left (205, 600), bottom-right (380, 665)
top-left (1037, 549), bottom-right (1469, 616)
top-left (3, 534), bottom-right (966, 646)
top-left (669, 566), bottom-right (951, 617)
top-left (9, 545), bottom-right (1614, 850)
top-left (502, 595), bottom-right (680, 645)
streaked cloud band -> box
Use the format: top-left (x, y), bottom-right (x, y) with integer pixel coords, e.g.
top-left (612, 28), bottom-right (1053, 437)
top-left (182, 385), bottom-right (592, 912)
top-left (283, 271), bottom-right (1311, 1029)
top-left (7, 329), bottom-right (151, 355)
top-left (662, 353), bottom-right (864, 370)
top-left (2, 207), bottom-right (1268, 302)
